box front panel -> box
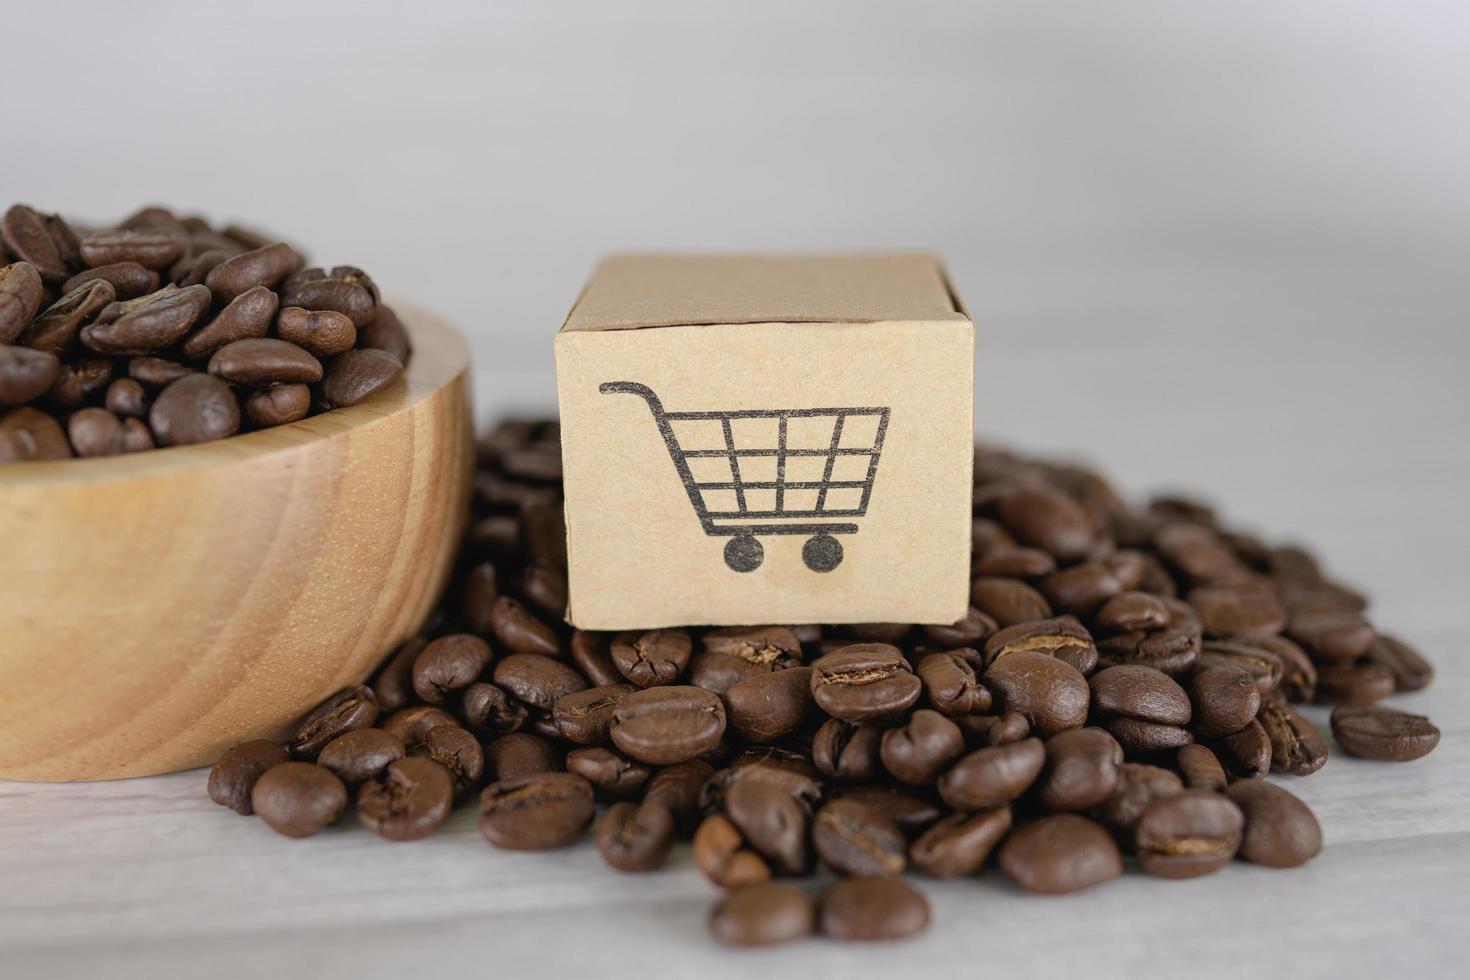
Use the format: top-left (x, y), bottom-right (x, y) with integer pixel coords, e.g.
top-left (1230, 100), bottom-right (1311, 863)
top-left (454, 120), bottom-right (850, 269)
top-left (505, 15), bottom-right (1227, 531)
top-left (557, 320), bottom-right (973, 628)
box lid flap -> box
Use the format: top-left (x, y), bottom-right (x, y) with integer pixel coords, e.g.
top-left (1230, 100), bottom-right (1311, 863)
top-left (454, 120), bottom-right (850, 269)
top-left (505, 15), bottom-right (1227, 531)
top-left (560, 253), bottom-right (968, 332)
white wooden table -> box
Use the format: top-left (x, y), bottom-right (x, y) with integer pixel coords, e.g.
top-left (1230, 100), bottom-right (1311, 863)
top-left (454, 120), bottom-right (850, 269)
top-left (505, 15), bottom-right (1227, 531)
top-left (3, 298), bottom-right (1467, 979)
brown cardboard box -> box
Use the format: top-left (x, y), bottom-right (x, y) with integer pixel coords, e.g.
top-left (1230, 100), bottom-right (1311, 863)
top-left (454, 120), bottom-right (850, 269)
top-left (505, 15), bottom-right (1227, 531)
top-left (555, 254), bottom-right (974, 629)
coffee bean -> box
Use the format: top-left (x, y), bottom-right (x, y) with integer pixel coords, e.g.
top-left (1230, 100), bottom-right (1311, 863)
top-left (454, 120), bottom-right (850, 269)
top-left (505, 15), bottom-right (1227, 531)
top-left (67, 407), bottom-right (131, 457)
top-left (380, 705), bottom-right (459, 750)
top-left (519, 562), bottom-right (568, 619)
top-left (0, 261), bottom-right (44, 342)
top-left (413, 724), bottom-right (485, 798)
top-left (283, 266), bottom-right (378, 326)
top-left (484, 732), bottom-right (564, 781)
top-left (320, 348), bottom-right (402, 407)
top-left (242, 383), bottom-right (311, 427)
top-left (291, 685), bottom-right (378, 758)
top-left (410, 633), bottom-right (491, 704)
top-left (1330, 705), bottom-right (1440, 761)
top-left (276, 306), bottom-right (357, 357)
top-left (702, 751), bottom-right (823, 815)
top-left (908, 806), bottom-right (1012, 878)
top-left (812, 719), bottom-right (883, 782)
top-left (809, 644), bottom-right (921, 722)
top-left (1153, 523), bottom-right (1245, 585)
top-left (709, 882), bottom-right (815, 947)
top-left (205, 242), bottom-right (299, 303)
top-left (693, 813), bottom-right (772, 888)
top-left (1286, 610), bottom-right (1376, 664)
top-left (1225, 780), bottom-right (1322, 868)
top-left (104, 377), bottom-right (147, 417)
top-left (251, 761), bottom-right (347, 838)
top-left (21, 279), bottom-right (116, 354)
top-left (612, 628), bottom-right (692, 687)
top-left (359, 304), bottom-right (412, 363)
top-left (1188, 663), bottom-right (1262, 738)
top-left (1366, 634), bottom-right (1433, 692)
top-left (611, 686), bottom-right (726, 765)
top-left (1093, 763), bottom-right (1183, 838)
top-left (0, 345), bottom-right (59, 405)
top-left (818, 876), bottom-right (930, 942)
top-left (567, 746), bottom-right (650, 798)
top-left (552, 684), bottom-right (634, 744)
top-left (570, 630), bottom-right (622, 687)
top-left (1095, 591), bottom-right (1170, 633)
top-left (913, 651), bottom-right (990, 716)
top-left (999, 814), bottom-right (1122, 894)
top-left (181, 284), bottom-right (278, 359)
top-left (812, 799), bottom-right (906, 877)
top-left (920, 607), bottom-right (999, 649)
top-left (1036, 727), bottom-right (1123, 811)
top-left (1041, 562), bottom-right (1122, 618)
top-left (1187, 581), bottom-right (1287, 639)
top-left (642, 759), bottom-right (714, 837)
top-left (1134, 790), bottom-right (1243, 878)
top-left (371, 637), bottom-right (427, 714)
top-left (1090, 665), bottom-right (1193, 733)
top-left (493, 652), bottom-right (586, 711)
top-left (2, 205), bottom-right (74, 282)
top-left (458, 682), bottom-right (527, 736)
top-left (723, 779), bottom-right (810, 875)
top-left (316, 729), bottom-right (405, 785)
top-left (479, 772), bottom-right (594, 850)
top-left (1197, 639), bottom-right (1283, 699)
top-left (879, 709), bottom-right (965, 786)
top-left (149, 374), bottom-right (240, 446)
top-left (208, 739), bottom-right (290, 815)
top-left (972, 544), bottom-right (1058, 579)
top-left (970, 576), bottom-right (1053, 627)
top-left (597, 799), bottom-right (676, 871)
top-left (1176, 743), bottom-right (1228, 791)
top-left (954, 710), bottom-right (1031, 747)
top-left (1263, 635), bottom-right (1318, 702)
top-left (937, 737), bottom-right (1045, 811)
top-left (722, 666), bottom-right (814, 744)
top-left (209, 337), bottom-right (323, 385)
top-left (78, 229), bottom-right (181, 270)
top-left (984, 616), bottom-right (1097, 674)
top-left (994, 485), bottom-right (1098, 561)
top-left (81, 284), bottom-right (211, 355)
top-left (357, 756), bottom-right (455, 841)
top-left (1314, 661), bottom-right (1396, 705)
top-left (1214, 718), bottom-right (1272, 778)
top-left (983, 651), bottom-right (1089, 736)
top-left (1259, 698), bottom-right (1328, 775)
top-left (129, 355), bottom-right (196, 389)
top-left (62, 261), bottom-right (159, 301)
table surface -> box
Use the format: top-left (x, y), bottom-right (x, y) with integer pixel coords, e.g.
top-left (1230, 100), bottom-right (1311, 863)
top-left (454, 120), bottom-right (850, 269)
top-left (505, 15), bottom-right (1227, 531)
top-left (4, 298), bottom-right (1467, 980)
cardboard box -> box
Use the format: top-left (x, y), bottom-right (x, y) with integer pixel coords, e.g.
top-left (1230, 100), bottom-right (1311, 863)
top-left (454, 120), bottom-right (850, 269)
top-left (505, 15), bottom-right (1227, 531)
top-left (555, 254), bottom-right (974, 629)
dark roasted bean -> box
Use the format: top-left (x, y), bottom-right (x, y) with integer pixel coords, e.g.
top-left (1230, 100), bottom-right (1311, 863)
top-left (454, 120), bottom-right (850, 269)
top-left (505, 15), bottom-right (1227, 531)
top-left (1330, 705), bottom-right (1440, 761)
top-left (1366, 634), bottom-right (1433, 692)
top-left (413, 633), bottom-right (492, 704)
top-left (611, 686), bottom-right (727, 765)
top-left (597, 800), bottom-right (676, 871)
top-left (320, 347), bottom-right (402, 407)
top-left (1226, 779), bottom-right (1322, 867)
top-left (1259, 698), bottom-right (1329, 775)
top-left (1036, 727), bottom-right (1123, 812)
top-left (1134, 790), bottom-right (1243, 878)
top-left (493, 653), bottom-right (586, 711)
top-left (812, 798), bottom-right (906, 877)
top-left (983, 652), bottom-right (1090, 736)
top-left (709, 882), bottom-right (815, 946)
top-left (724, 667), bottom-right (815, 744)
top-left (208, 740), bottom-right (290, 815)
top-left (317, 729), bottom-right (405, 785)
top-left (291, 686), bottom-right (378, 758)
top-left (251, 762), bottom-right (347, 838)
top-left (809, 644), bottom-right (921, 721)
top-left (909, 806), bottom-right (1012, 878)
top-left (879, 709), bottom-right (965, 786)
top-left (149, 374), bottom-right (240, 446)
top-left (984, 616), bottom-right (1097, 674)
top-left (483, 732), bottom-right (564, 781)
top-left (357, 756), bottom-right (455, 841)
top-left (817, 876), bottom-right (930, 942)
top-left (479, 772), bottom-right (594, 849)
top-left (999, 814), bottom-right (1122, 894)
top-left (970, 576), bottom-right (1053, 627)
top-left (612, 628), bottom-right (692, 688)
top-left (937, 738), bottom-right (1045, 811)
top-left (1314, 660), bottom-right (1396, 705)
top-left (1176, 743), bottom-right (1228, 791)
top-left (552, 684), bottom-right (634, 744)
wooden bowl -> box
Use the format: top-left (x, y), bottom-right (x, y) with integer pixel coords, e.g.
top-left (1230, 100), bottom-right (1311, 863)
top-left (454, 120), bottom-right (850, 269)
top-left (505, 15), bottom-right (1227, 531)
top-left (0, 304), bottom-right (472, 781)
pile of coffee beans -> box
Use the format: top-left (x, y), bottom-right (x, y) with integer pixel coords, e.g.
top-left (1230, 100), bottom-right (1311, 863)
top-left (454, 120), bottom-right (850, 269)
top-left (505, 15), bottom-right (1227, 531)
top-left (0, 203), bottom-right (410, 460)
top-left (208, 421), bottom-right (1441, 945)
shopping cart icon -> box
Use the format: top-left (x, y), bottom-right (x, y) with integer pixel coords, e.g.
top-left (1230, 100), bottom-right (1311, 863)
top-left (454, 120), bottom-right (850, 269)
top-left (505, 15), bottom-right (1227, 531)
top-left (600, 381), bottom-right (890, 573)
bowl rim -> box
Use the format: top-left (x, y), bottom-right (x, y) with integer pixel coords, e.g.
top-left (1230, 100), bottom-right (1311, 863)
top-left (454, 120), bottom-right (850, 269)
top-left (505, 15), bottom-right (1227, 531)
top-left (0, 300), bottom-right (469, 485)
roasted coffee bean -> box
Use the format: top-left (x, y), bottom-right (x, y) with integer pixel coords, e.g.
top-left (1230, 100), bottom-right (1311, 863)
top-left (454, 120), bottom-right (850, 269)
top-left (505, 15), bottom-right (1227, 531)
top-left (709, 882), bottom-right (815, 947)
top-left (611, 686), bottom-right (726, 765)
top-left (1330, 705), bottom-right (1440, 761)
top-left (493, 599), bottom-right (561, 658)
top-left (1176, 743), bottom-right (1228, 791)
top-left (205, 242), bottom-right (299, 302)
top-left (567, 746), bottom-right (649, 798)
top-left (612, 628), bottom-right (692, 688)
top-left (1105, 716), bottom-right (1195, 756)
top-left (2, 205), bottom-right (75, 282)
top-left (1153, 523), bottom-right (1245, 585)
top-left (479, 772), bottom-right (594, 850)
top-left (690, 627), bottom-right (803, 694)
top-left (104, 377), bottom-right (147, 417)
top-left (484, 732), bottom-right (563, 781)
top-left (1187, 581), bottom-right (1287, 639)
top-left (983, 651), bottom-right (1090, 736)
top-left (1040, 562), bottom-right (1122, 618)
top-left (971, 517), bottom-right (1016, 556)
top-left (644, 759), bottom-right (715, 836)
top-left (459, 682), bottom-right (527, 736)
top-left (1286, 610), bottom-right (1376, 664)
top-left (283, 266), bottom-right (378, 326)
top-left (81, 284), bottom-right (209, 355)
top-left (880, 710), bottom-right (965, 786)
top-left (921, 607), bottom-right (999, 649)
top-left (371, 637), bottom-right (426, 713)
top-left (149, 373), bottom-right (240, 446)
top-left (693, 813), bottom-right (772, 888)
top-left (830, 786), bottom-right (943, 836)
top-left (209, 337), bottom-right (322, 385)
top-left (460, 561), bottom-right (500, 634)
top-left (1134, 790), bottom-right (1243, 878)
top-left (317, 729), bottom-right (405, 785)
top-left (1090, 664), bottom-right (1193, 730)
top-left (720, 780), bottom-right (810, 876)
top-left (208, 740), bottom-right (290, 815)
top-left (320, 348), bottom-right (402, 407)
top-left (1259, 698), bottom-right (1328, 775)
top-left (242, 383), bottom-right (311, 427)
top-left (291, 685), bottom-right (378, 758)
top-left (813, 719), bottom-right (883, 782)
top-left (818, 876), bottom-right (930, 942)
top-left (597, 799), bottom-right (676, 871)
top-left (809, 644), bottom-right (921, 721)
top-left (129, 355), bottom-right (195, 389)
top-left (1197, 639), bottom-right (1283, 699)
top-left (413, 724), bottom-right (485, 798)
top-left (413, 633), bottom-right (492, 704)
top-left (1225, 780), bottom-right (1322, 868)
top-left (251, 762), bottom-right (348, 838)
top-left (812, 798), bottom-right (906, 877)
top-left (1036, 727), bottom-right (1123, 812)
top-left (955, 710), bottom-right (1031, 747)
top-left (359, 304), bottom-right (412, 363)
top-left (724, 667), bottom-right (814, 744)
top-left (0, 261), bottom-right (44, 342)
top-left (1214, 718), bottom-right (1272, 778)
top-left (1096, 625), bottom-right (1200, 677)
top-left (970, 576), bottom-right (1053, 627)
top-left (380, 705), bottom-right (459, 748)
top-left (1093, 763), bottom-right (1183, 838)
top-left (938, 738), bottom-right (1045, 811)
top-left (276, 307), bottom-right (357, 357)
top-left (65, 407), bottom-right (127, 457)
top-left (909, 806), bottom-right (1012, 878)
top-left (1262, 634), bottom-right (1318, 702)
top-left (1095, 591), bottom-right (1170, 633)
top-left (994, 484), bottom-right (1098, 561)
top-left (62, 261), bottom-right (159, 301)
top-left (46, 357), bottom-right (113, 409)
top-left (519, 562), bottom-right (568, 619)
top-left (972, 545), bottom-right (1058, 579)
top-left (999, 814), bottom-right (1122, 894)
top-left (0, 345), bottom-right (59, 405)
top-left (914, 651), bottom-right (991, 715)
top-left (1188, 663), bottom-right (1262, 738)
top-left (570, 630), bottom-right (622, 687)
top-left (1314, 660), bottom-right (1396, 705)
top-left (493, 653), bottom-right (586, 711)
top-left (703, 751), bottom-right (823, 816)
top-left (1366, 634), bottom-right (1433, 692)
top-left (181, 285), bottom-right (278, 359)
top-left (79, 229), bottom-right (183, 270)
top-left (358, 756), bottom-right (455, 841)
top-left (552, 684), bottom-right (634, 744)
top-left (984, 616), bottom-right (1097, 674)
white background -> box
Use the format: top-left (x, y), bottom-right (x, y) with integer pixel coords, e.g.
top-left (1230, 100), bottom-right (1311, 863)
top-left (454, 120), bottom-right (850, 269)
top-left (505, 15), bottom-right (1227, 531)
top-left (4, 2), bottom-right (1469, 977)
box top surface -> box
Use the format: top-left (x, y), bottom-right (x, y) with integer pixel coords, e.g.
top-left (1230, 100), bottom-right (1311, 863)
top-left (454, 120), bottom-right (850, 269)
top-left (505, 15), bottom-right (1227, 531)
top-left (560, 253), bottom-right (968, 332)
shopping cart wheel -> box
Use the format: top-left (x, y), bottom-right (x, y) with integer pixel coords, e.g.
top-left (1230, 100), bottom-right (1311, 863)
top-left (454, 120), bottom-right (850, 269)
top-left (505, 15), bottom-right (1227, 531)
top-left (802, 533), bottom-right (843, 573)
top-left (724, 535), bottom-right (763, 572)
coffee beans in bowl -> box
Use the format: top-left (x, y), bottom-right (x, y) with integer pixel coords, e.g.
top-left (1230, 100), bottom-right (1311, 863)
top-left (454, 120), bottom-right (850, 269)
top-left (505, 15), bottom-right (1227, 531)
top-left (206, 419), bottom-right (1441, 946)
top-left (0, 203), bottom-right (410, 460)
